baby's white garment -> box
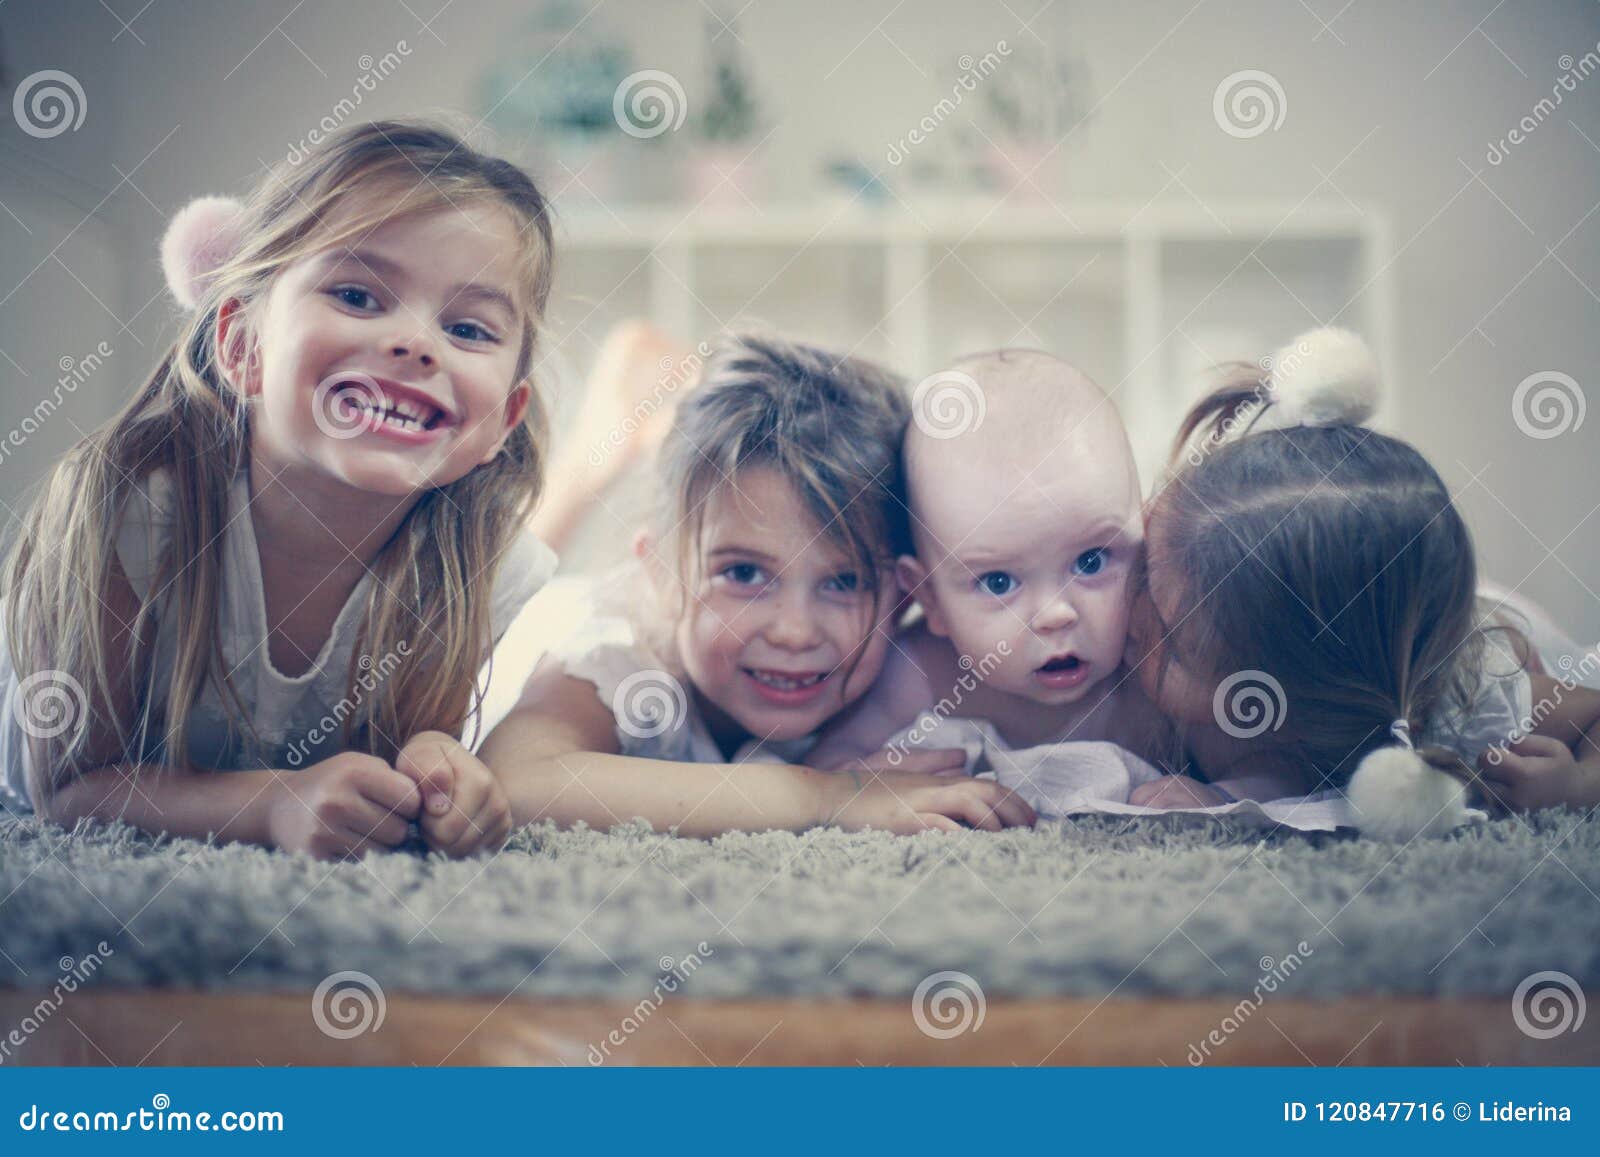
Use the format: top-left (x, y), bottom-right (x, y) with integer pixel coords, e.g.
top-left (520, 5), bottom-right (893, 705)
top-left (535, 570), bottom-right (817, 766)
top-left (880, 714), bottom-right (1482, 834)
top-left (0, 467), bottom-right (557, 810)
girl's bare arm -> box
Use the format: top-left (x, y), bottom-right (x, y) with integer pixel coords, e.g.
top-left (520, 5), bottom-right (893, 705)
top-left (477, 658), bottom-right (1034, 836)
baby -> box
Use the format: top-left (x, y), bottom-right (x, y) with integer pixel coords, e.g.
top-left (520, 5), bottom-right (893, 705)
top-left (809, 349), bottom-right (1164, 769)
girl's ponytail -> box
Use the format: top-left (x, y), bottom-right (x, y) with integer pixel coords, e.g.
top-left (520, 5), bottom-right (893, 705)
top-left (1169, 363), bottom-right (1269, 465)
top-left (1345, 717), bottom-right (1478, 842)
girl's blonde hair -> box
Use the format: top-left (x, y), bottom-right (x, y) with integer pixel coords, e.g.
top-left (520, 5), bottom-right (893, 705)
top-left (3, 118), bottom-right (555, 804)
top-left (1144, 362), bottom-right (1506, 790)
top-left (648, 333), bottom-right (910, 647)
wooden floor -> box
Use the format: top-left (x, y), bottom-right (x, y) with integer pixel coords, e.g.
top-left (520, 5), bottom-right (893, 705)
top-left (3, 988), bottom-right (1595, 1065)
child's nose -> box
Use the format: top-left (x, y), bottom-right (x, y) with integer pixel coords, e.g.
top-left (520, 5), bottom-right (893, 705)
top-left (1032, 592), bottom-right (1079, 632)
top-left (764, 591), bottom-right (822, 649)
top-left (387, 325), bottom-right (436, 368)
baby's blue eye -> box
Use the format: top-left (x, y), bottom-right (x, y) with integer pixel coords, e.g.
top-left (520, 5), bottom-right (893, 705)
top-left (978, 572), bottom-right (1016, 597)
top-left (447, 320), bottom-right (497, 343)
top-left (1074, 548), bottom-right (1108, 577)
top-left (330, 286), bottom-right (379, 311)
top-left (823, 571), bottom-right (860, 593)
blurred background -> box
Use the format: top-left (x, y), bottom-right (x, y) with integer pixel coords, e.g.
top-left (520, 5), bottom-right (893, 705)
top-left (1, 0), bottom-right (1597, 642)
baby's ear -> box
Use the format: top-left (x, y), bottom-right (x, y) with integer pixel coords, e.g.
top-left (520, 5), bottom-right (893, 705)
top-left (896, 554), bottom-right (948, 637)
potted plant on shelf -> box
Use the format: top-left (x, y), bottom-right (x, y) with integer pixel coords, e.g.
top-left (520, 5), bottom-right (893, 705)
top-left (478, 4), bottom-right (632, 205)
top-left (975, 41), bottom-right (1089, 200)
top-left (689, 12), bottom-right (764, 207)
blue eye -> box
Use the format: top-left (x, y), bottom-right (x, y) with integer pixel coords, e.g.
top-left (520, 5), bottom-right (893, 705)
top-left (330, 286), bottom-right (379, 311)
top-left (1074, 548), bottom-right (1108, 577)
top-left (978, 572), bottom-right (1016, 597)
top-left (447, 320), bottom-right (498, 343)
top-left (721, 562), bottom-right (766, 587)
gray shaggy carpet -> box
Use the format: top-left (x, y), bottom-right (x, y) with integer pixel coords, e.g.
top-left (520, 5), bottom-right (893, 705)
top-left (2, 809), bottom-right (1597, 1002)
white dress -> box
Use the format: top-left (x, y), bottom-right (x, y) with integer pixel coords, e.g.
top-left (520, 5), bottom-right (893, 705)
top-left (0, 467), bottom-right (557, 810)
top-left (535, 568), bottom-right (817, 766)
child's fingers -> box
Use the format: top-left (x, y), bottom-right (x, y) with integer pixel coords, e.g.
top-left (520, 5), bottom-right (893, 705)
top-left (1479, 748), bottom-right (1553, 784)
top-left (1131, 776), bottom-right (1198, 808)
top-left (983, 784), bottom-right (1037, 828)
top-left (932, 786), bottom-right (1005, 832)
top-left (396, 733), bottom-right (459, 813)
top-left (352, 763), bottom-right (425, 821)
top-left (421, 749), bottom-right (505, 855)
top-left (331, 815), bottom-right (408, 858)
top-left (918, 814), bottom-right (963, 833)
top-left (343, 784), bottom-right (416, 849)
top-left (425, 774), bottom-right (489, 852)
top-left (465, 798), bottom-right (513, 855)
top-left (1503, 734), bottom-right (1569, 760)
top-left (353, 810), bottom-right (412, 848)
top-left (1476, 774), bottom-right (1526, 812)
top-left (1476, 756), bottom-right (1545, 810)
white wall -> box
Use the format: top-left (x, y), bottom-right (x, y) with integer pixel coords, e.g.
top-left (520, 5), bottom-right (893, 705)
top-left (1, 0), bottom-right (1596, 641)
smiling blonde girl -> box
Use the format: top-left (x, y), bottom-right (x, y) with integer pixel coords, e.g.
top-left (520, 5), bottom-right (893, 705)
top-left (1, 119), bottom-right (560, 859)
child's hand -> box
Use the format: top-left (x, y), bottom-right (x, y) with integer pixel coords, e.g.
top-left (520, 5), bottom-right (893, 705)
top-left (816, 767), bottom-right (1036, 833)
top-left (267, 751), bottom-right (423, 860)
top-left (1129, 775), bottom-right (1230, 809)
top-left (1478, 736), bottom-right (1600, 812)
top-left (395, 731), bottom-right (513, 857)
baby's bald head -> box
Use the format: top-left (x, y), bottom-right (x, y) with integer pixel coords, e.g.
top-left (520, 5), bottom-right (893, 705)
top-left (897, 349), bottom-right (1144, 707)
top-left (905, 349), bottom-right (1139, 561)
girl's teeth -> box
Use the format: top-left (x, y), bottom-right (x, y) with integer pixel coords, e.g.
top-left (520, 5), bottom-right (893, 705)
top-left (344, 399), bottom-right (435, 430)
top-left (337, 388), bottom-right (441, 430)
top-left (749, 670), bottom-right (825, 690)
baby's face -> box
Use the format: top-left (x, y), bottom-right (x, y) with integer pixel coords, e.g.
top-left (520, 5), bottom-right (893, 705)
top-left (242, 198), bottom-right (533, 496)
top-left (671, 468), bottom-right (897, 744)
top-left (907, 437), bottom-right (1142, 706)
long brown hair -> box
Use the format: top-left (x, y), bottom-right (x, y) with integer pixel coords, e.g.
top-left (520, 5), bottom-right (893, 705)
top-left (1145, 361), bottom-right (1492, 789)
top-left (3, 118), bottom-right (555, 804)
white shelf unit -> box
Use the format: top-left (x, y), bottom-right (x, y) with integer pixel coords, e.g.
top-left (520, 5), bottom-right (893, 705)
top-left (541, 199), bottom-right (1393, 486)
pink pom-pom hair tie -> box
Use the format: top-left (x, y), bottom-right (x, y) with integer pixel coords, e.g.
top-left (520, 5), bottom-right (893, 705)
top-left (160, 196), bottom-right (245, 309)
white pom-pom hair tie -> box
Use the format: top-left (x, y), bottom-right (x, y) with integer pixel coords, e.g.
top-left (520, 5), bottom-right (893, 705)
top-left (1345, 721), bottom-right (1471, 842)
top-left (160, 196), bottom-right (245, 309)
top-left (1266, 326), bottom-right (1381, 428)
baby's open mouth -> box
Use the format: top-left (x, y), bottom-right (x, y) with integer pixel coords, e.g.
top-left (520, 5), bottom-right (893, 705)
top-left (1036, 655), bottom-right (1082, 673)
top-left (743, 668), bottom-right (830, 690)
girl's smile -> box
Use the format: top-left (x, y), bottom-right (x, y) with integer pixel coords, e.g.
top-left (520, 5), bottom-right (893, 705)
top-left (235, 199), bottom-right (533, 499)
top-left (316, 371), bottom-right (459, 444)
top-left (668, 467), bottom-right (896, 747)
